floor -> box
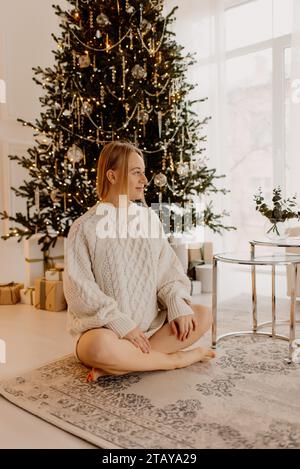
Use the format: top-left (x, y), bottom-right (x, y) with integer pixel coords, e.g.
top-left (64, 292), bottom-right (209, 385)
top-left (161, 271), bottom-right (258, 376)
top-left (0, 265), bottom-right (291, 448)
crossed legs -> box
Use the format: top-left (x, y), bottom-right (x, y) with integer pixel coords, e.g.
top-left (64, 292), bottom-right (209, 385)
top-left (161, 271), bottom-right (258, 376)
top-left (76, 304), bottom-right (214, 381)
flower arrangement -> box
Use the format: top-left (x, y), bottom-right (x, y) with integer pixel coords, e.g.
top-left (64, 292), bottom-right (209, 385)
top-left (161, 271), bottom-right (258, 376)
top-left (254, 187), bottom-right (300, 236)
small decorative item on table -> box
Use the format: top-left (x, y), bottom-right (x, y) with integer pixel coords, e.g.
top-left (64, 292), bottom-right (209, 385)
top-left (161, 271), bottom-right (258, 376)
top-left (20, 287), bottom-right (35, 305)
top-left (34, 278), bottom-right (67, 312)
top-left (254, 187), bottom-right (300, 241)
top-left (0, 282), bottom-right (24, 305)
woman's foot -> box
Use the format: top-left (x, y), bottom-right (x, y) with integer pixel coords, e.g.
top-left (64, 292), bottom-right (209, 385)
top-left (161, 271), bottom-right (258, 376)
top-left (86, 367), bottom-right (129, 382)
top-left (174, 347), bottom-right (216, 369)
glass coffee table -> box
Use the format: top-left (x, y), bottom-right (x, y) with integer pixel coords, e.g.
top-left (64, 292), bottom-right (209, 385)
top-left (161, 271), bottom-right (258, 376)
top-left (212, 251), bottom-right (300, 362)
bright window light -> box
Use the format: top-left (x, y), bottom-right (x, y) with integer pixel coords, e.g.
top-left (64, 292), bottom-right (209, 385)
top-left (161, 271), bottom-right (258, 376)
top-left (0, 79), bottom-right (6, 103)
top-left (226, 0), bottom-right (293, 51)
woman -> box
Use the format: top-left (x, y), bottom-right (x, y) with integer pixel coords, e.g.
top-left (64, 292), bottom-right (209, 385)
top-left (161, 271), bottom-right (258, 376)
top-left (64, 141), bottom-right (215, 381)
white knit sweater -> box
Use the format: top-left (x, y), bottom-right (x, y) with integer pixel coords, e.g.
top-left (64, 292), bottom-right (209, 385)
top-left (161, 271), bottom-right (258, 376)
top-left (64, 201), bottom-right (194, 339)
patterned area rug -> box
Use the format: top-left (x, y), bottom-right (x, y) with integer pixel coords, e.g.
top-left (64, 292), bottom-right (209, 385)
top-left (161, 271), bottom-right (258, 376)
top-left (1, 295), bottom-right (300, 449)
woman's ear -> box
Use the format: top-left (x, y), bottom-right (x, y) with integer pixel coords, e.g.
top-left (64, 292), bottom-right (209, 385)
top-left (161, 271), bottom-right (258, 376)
top-left (106, 169), bottom-right (116, 184)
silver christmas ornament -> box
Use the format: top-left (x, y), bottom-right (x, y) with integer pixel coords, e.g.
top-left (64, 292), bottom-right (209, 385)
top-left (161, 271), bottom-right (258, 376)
top-left (81, 101), bottom-right (93, 115)
top-left (96, 30), bottom-right (102, 39)
top-left (177, 162), bottom-right (189, 177)
top-left (78, 55), bottom-right (91, 68)
top-left (131, 64), bottom-right (147, 80)
top-left (126, 5), bottom-right (135, 14)
top-left (66, 144), bottom-right (84, 164)
top-left (35, 134), bottom-right (52, 146)
top-left (154, 173), bottom-right (167, 188)
top-left (63, 109), bottom-right (71, 117)
top-left (96, 13), bottom-right (111, 28)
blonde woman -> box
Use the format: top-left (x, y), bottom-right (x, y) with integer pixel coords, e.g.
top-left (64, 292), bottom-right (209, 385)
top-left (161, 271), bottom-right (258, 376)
top-left (64, 141), bottom-right (215, 381)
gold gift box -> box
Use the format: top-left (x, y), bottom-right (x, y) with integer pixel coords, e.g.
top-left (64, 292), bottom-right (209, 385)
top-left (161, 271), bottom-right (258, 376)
top-left (0, 282), bottom-right (24, 305)
top-left (35, 278), bottom-right (67, 312)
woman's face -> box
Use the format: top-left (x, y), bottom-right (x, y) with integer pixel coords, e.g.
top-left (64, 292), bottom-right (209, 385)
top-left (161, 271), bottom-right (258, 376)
top-left (127, 152), bottom-right (148, 201)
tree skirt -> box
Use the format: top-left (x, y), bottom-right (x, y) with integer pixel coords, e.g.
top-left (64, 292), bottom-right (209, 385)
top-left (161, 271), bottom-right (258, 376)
top-left (1, 332), bottom-right (300, 449)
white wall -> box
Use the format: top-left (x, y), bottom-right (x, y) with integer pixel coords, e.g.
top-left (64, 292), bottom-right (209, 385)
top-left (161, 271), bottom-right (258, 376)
top-left (0, 0), bottom-right (67, 283)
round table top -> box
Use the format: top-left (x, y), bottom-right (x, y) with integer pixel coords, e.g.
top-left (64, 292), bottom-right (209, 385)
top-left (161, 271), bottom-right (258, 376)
top-left (214, 252), bottom-right (300, 266)
top-left (250, 238), bottom-right (300, 248)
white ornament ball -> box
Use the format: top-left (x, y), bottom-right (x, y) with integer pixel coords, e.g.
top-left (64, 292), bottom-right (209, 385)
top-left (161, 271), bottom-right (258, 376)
top-left (66, 144), bottom-right (84, 164)
top-left (154, 173), bottom-right (167, 188)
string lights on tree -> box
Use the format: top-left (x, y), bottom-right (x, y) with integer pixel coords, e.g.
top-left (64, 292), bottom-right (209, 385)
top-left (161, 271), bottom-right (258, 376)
top-left (0, 0), bottom-right (233, 251)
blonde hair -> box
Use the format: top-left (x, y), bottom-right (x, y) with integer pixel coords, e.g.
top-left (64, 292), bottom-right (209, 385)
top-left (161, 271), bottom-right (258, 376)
top-left (96, 141), bottom-right (144, 202)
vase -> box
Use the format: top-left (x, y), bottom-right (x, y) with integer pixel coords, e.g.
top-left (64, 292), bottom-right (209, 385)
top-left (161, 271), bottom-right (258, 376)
top-left (264, 221), bottom-right (287, 241)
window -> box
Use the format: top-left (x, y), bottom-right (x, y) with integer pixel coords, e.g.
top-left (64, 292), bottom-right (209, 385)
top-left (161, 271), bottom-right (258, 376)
top-left (225, 0), bottom-right (293, 250)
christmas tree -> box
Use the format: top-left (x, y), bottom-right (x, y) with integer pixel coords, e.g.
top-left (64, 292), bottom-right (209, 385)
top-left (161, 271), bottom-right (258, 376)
top-left (1, 0), bottom-right (233, 252)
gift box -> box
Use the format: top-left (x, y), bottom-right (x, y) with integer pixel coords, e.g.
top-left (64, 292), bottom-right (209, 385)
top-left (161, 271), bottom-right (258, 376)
top-left (35, 278), bottom-right (67, 312)
top-left (188, 242), bottom-right (203, 263)
top-left (24, 234), bottom-right (45, 288)
top-left (0, 282), bottom-right (24, 305)
top-left (45, 267), bottom-right (64, 282)
top-left (45, 237), bottom-right (65, 269)
top-left (202, 242), bottom-right (213, 264)
top-left (191, 280), bottom-right (202, 296)
top-left (195, 264), bottom-right (213, 293)
top-left (20, 287), bottom-right (35, 305)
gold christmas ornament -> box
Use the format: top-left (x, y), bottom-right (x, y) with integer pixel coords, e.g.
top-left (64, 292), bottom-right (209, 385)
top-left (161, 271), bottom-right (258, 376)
top-left (141, 19), bottom-right (152, 35)
top-left (131, 64), bottom-right (147, 80)
top-left (96, 13), bottom-right (111, 28)
top-left (154, 173), bottom-right (167, 188)
top-left (81, 101), bottom-right (93, 115)
top-left (50, 189), bottom-right (62, 203)
top-left (138, 110), bottom-right (150, 125)
top-left (78, 54), bottom-right (91, 68)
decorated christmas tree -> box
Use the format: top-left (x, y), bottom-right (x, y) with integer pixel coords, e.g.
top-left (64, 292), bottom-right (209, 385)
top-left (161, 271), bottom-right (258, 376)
top-left (1, 0), bottom-right (233, 252)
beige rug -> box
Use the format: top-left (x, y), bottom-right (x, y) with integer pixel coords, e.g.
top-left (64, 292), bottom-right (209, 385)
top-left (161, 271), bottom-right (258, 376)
top-left (1, 295), bottom-right (300, 449)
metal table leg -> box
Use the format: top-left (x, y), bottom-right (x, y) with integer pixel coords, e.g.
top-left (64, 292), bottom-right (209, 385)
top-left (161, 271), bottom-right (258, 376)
top-left (272, 265), bottom-right (276, 337)
top-left (289, 263), bottom-right (297, 362)
top-left (212, 257), bottom-right (218, 349)
top-left (251, 243), bottom-right (257, 332)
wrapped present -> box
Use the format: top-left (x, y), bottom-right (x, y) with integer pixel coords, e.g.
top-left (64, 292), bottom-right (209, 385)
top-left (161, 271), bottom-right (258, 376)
top-left (0, 282), bottom-right (24, 305)
top-left (191, 280), bottom-right (202, 296)
top-left (202, 242), bottom-right (213, 264)
top-left (188, 242), bottom-right (203, 263)
top-left (45, 237), bottom-right (65, 269)
top-left (20, 287), bottom-right (35, 305)
top-left (169, 239), bottom-right (188, 273)
top-left (45, 267), bottom-right (64, 282)
top-left (195, 264), bottom-right (213, 293)
top-left (35, 278), bottom-right (67, 312)
top-left (24, 234), bottom-right (45, 288)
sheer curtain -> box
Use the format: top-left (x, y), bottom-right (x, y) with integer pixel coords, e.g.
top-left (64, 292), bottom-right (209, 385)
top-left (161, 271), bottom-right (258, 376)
top-left (164, 0), bottom-right (228, 250)
top-left (287, 0), bottom-right (300, 200)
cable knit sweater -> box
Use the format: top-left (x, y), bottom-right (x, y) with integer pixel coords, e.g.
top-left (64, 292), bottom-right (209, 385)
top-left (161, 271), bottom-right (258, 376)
top-left (64, 201), bottom-right (194, 339)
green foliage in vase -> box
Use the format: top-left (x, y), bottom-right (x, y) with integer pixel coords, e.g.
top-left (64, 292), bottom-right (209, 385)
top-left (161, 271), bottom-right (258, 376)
top-left (254, 187), bottom-right (300, 235)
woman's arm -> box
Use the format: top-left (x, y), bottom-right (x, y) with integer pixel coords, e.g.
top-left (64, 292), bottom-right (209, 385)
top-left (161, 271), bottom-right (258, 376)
top-left (153, 213), bottom-right (193, 323)
top-left (64, 220), bottom-right (136, 338)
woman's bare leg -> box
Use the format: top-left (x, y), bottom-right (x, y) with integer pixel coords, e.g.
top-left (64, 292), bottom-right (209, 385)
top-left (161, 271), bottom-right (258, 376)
top-left (149, 304), bottom-right (212, 354)
top-left (77, 327), bottom-right (214, 382)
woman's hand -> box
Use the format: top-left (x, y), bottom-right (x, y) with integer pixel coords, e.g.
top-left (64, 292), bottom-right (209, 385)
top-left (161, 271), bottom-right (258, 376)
top-left (170, 314), bottom-right (196, 341)
top-left (124, 327), bottom-right (151, 353)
